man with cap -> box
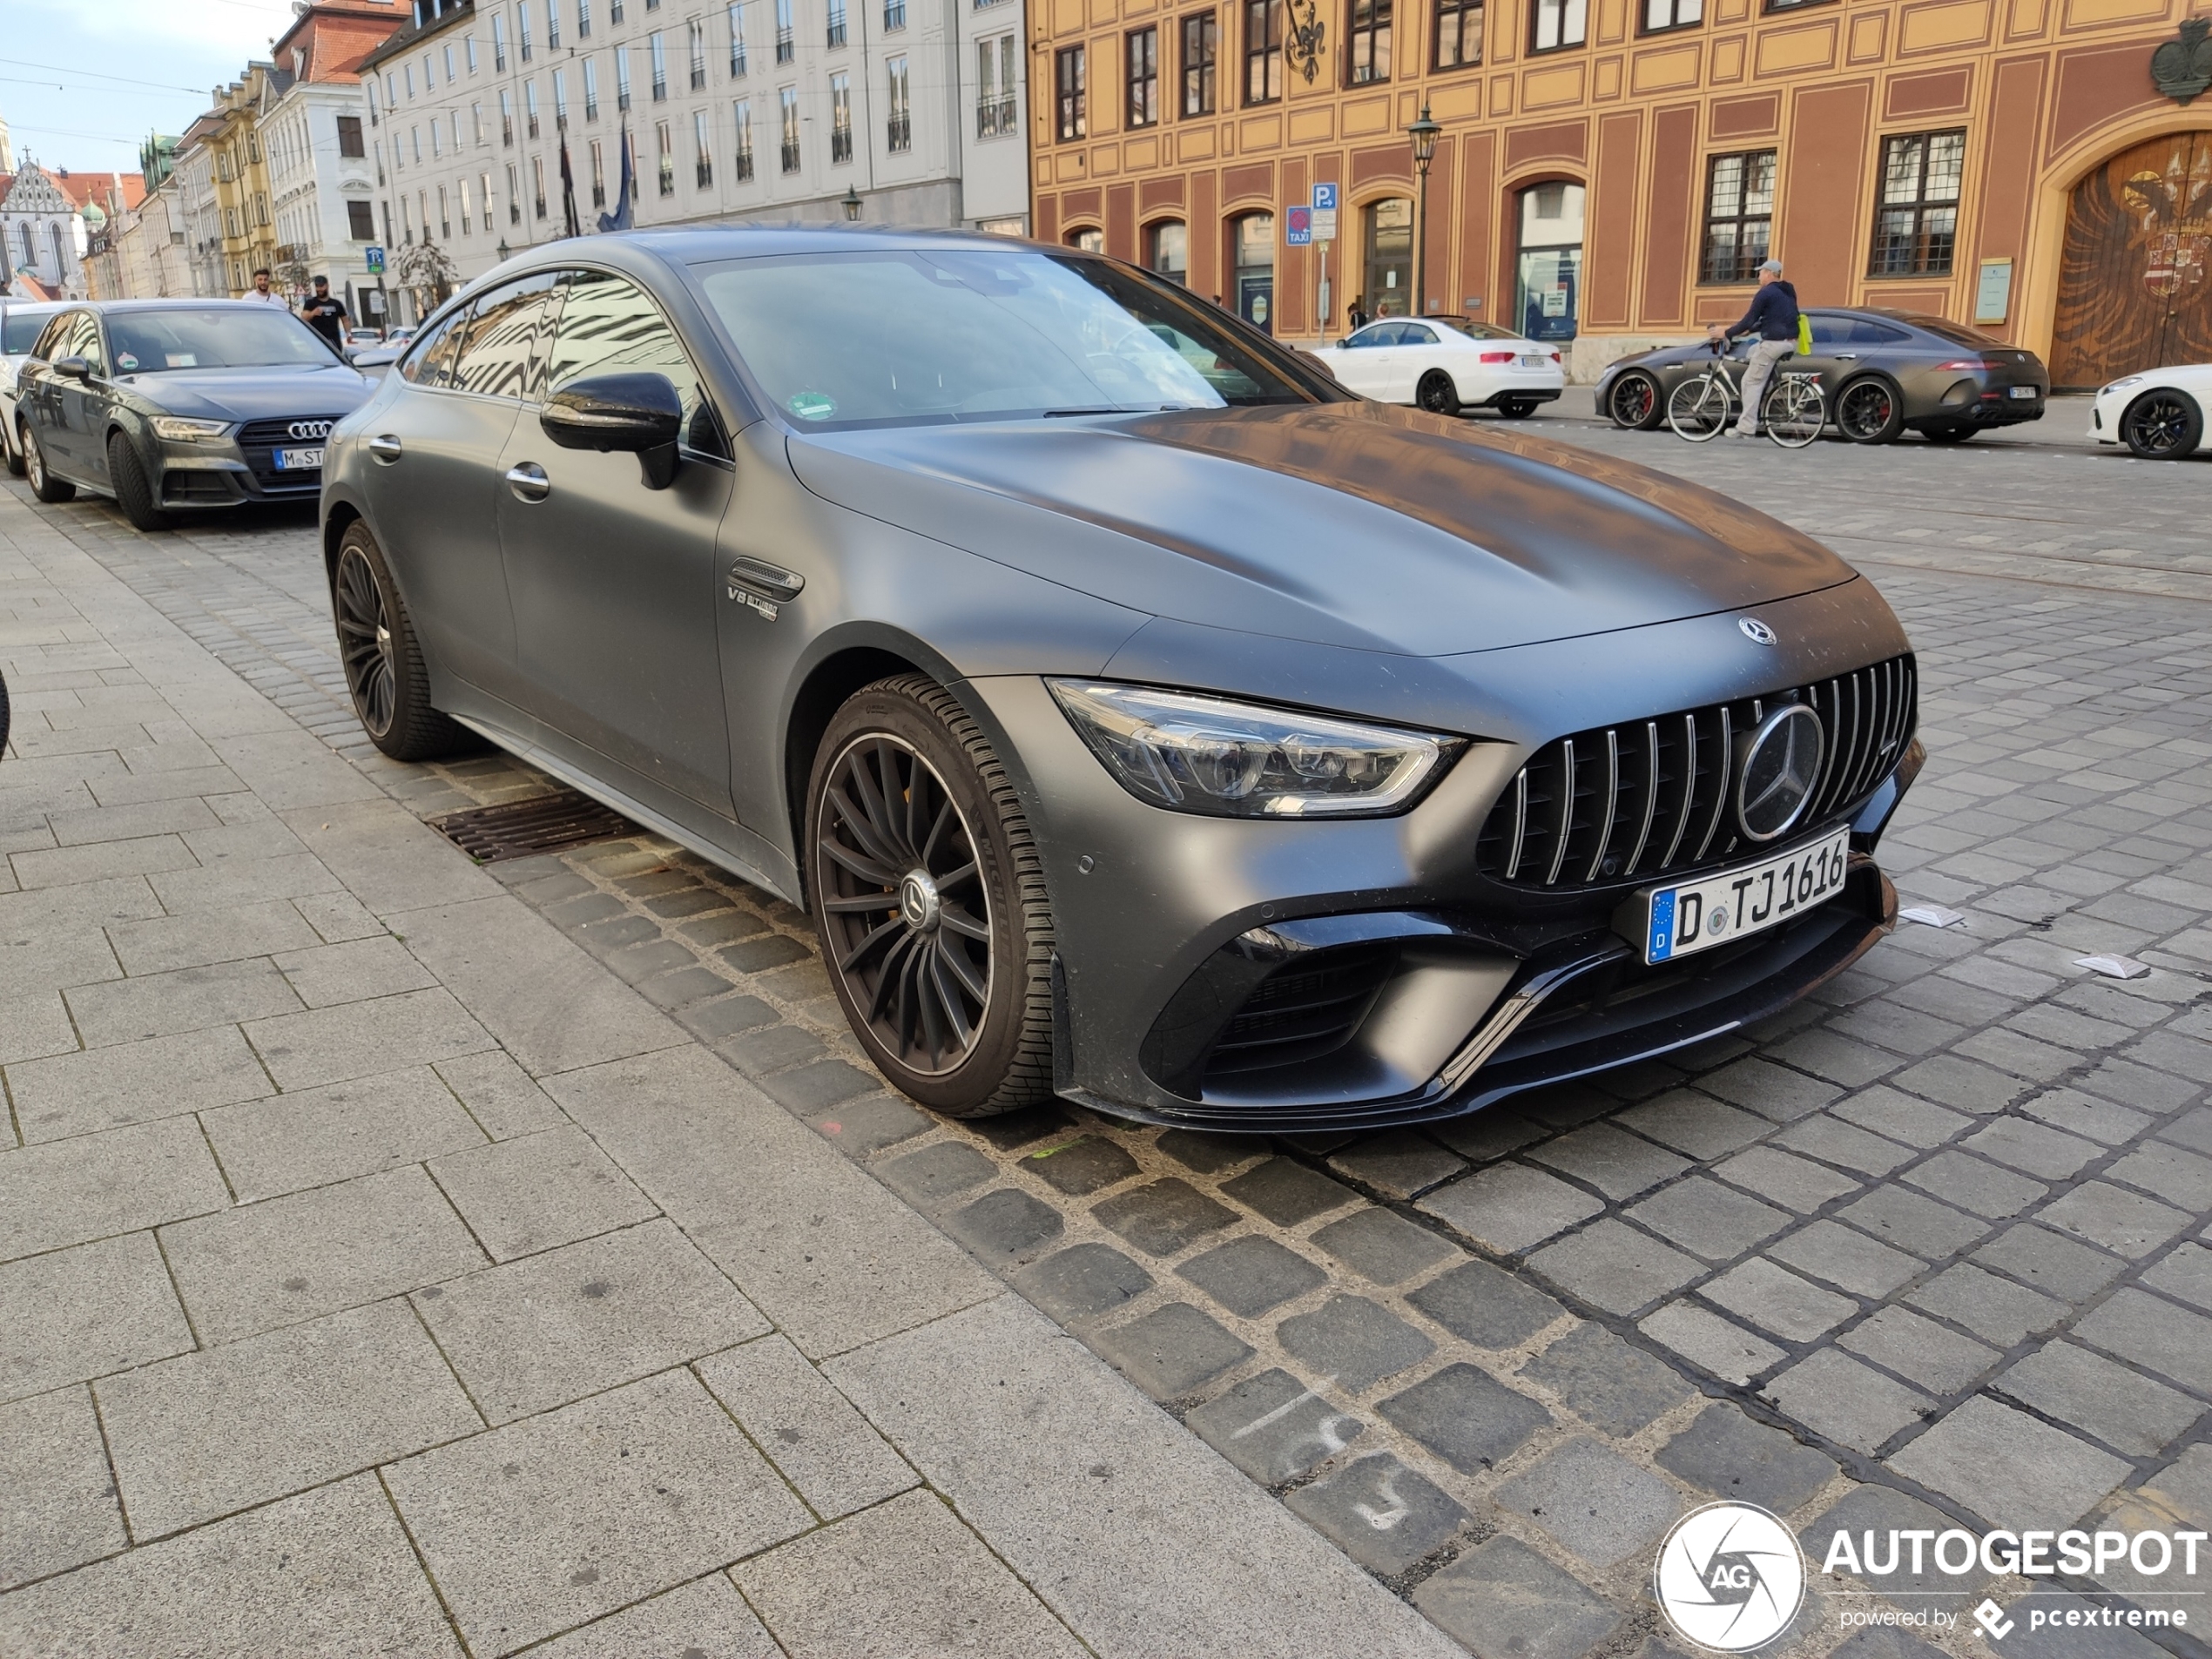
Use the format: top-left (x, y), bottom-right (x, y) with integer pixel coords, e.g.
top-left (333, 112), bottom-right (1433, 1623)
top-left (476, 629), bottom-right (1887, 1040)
top-left (1708, 256), bottom-right (1799, 438)
top-left (300, 276), bottom-right (349, 350)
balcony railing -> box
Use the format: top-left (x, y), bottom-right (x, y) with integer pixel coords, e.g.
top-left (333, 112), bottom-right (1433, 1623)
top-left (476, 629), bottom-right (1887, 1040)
top-left (977, 95), bottom-right (1015, 137)
top-left (826, 19), bottom-right (846, 44)
top-left (830, 125), bottom-right (853, 162)
top-left (884, 0), bottom-right (906, 25)
top-left (651, 74), bottom-right (667, 99)
top-left (887, 113), bottom-right (911, 151)
top-left (775, 30), bottom-right (793, 61)
top-left (696, 158), bottom-right (713, 185)
top-left (691, 64), bottom-right (707, 88)
top-left (780, 138), bottom-right (801, 172)
top-left (736, 147), bottom-right (755, 180)
top-left (658, 157), bottom-right (676, 193)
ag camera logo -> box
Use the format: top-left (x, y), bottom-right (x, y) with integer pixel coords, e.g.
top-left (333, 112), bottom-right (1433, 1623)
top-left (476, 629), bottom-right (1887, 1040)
top-left (1656, 1502), bottom-right (1807, 1652)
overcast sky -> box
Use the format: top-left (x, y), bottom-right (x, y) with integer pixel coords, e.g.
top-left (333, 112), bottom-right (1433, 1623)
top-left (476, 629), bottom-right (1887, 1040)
top-left (3, 0), bottom-right (298, 176)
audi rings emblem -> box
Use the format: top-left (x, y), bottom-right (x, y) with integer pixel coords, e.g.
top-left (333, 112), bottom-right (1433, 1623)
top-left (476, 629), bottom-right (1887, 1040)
top-left (287, 420), bottom-right (334, 442)
top-left (1736, 705), bottom-right (1825, 843)
top-left (1738, 617), bottom-right (1777, 646)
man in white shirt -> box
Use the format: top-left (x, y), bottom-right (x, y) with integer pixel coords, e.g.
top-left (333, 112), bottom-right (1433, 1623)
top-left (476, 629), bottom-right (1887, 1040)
top-left (243, 268), bottom-right (288, 307)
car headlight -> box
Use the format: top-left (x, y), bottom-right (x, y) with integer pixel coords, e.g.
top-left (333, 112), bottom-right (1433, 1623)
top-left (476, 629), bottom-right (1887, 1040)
top-left (1048, 680), bottom-right (1460, 817)
top-left (152, 417), bottom-right (230, 442)
top-left (2101, 376), bottom-right (2142, 395)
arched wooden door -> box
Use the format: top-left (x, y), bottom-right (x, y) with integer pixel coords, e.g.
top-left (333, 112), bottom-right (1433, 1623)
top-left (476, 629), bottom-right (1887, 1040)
top-left (2050, 132), bottom-right (2212, 388)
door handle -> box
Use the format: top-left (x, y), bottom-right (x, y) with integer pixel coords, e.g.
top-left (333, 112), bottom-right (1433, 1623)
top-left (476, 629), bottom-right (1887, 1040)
top-left (505, 461), bottom-right (550, 502)
top-left (1834, 353), bottom-right (1858, 361)
top-left (368, 433), bottom-right (402, 462)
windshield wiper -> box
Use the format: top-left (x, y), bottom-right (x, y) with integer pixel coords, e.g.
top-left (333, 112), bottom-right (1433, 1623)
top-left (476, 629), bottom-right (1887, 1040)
top-left (1042, 407), bottom-right (1124, 417)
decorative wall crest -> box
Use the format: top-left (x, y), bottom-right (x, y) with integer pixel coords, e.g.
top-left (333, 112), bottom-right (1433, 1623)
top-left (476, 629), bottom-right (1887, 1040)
top-left (1287, 0), bottom-right (1326, 84)
top-left (2151, 17), bottom-right (2212, 105)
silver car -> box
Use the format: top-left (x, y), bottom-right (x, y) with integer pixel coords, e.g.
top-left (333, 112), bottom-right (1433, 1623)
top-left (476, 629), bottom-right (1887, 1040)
top-left (0, 299), bottom-right (68, 477)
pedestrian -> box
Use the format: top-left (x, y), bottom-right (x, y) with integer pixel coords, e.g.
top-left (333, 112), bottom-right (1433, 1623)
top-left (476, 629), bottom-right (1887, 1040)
top-left (300, 276), bottom-right (349, 350)
top-left (1348, 295), bottom-right (1369, 331)
top-left (1708, 256), bottom-right (1800, 438)
top-left (244, 268), bottom-right (288, 307)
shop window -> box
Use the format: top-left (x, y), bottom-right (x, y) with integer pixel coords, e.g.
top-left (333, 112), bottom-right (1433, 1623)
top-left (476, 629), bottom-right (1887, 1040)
top-left (1699, 150), bottom-right (1776, 283)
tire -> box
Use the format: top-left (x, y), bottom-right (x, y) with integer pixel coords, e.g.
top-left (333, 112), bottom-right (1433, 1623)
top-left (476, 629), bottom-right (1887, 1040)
top-left (106, 433), bottom-right (171, 531)
top-left (20, 422), bottom-right (74, 503)
top-left (1922, 424), bottom-right (1977, 444)
top-left (1415, 370), bottom-right (1459, 415)
top-left (807, 674), bottom-right (1054, 1117)
top-left (1763, 375), bottom-right (1826, 448)
top-left (1605, 371), bottom-right (1661, 429)
top-left (1667, 373), bottom-right (1734, 441)
top-left (1834, 377), bottom-right (1905, 444)
top-left (331, 521), bottom-right (473, 760)
top-left (1496, 398), bottom-right (1537, 419)
top-left (2120, 389), bottom-right (2203, 459)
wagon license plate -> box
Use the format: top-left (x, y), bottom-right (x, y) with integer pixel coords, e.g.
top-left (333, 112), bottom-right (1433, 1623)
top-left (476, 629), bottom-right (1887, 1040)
top-left (2008, 386), bottom-right (2039, 400)
top-left (273, 446), bottom-right (323, 470)
top-left (1640, 828), bottom-right (1851, 966)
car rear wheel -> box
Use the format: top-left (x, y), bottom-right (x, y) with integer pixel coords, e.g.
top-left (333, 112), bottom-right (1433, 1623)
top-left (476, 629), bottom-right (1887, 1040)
top-left (1835, 378), bottom-right (1905, 444)
top-left (807, 675), bottom-right (1053, 1116)
top-left (1605, 372), bottom-right (1661, 429)
top-left (1922, 424), bottom-right (1977, 444)
top-left (1415, 370), bottom-right (1459, 415)
top-left (1496, 398), bottom-right (1538, 419)
top-left (332, 521), bottom-right (473, 760)
top-left (20, 423), bottom-right (74, 503)
top-left (107, 434), bottom-right (171, 531)
top-left (2120, 389), bottom-right (2203, 459)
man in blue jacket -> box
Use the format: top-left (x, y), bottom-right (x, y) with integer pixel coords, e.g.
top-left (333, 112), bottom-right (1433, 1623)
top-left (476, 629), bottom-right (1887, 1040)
top-left (1708, 257), bottom-right (1799, 437)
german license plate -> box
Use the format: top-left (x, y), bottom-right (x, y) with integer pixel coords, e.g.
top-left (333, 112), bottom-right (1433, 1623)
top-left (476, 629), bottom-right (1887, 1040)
top-left (2008, 386), bottom-right (2039, 400)
top-left (1520, 354), bottom-right (1548, 367)
top-left (1640, 828), bottom-right (1851, 966)
top-left (273, 446), bottom-right (324, 470)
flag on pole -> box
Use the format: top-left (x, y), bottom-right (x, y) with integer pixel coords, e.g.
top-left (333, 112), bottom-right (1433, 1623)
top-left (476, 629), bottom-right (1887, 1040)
top-left (595, 125), bottom-right (635, 233)
top-left (558, 132), bottom-right (583, 239)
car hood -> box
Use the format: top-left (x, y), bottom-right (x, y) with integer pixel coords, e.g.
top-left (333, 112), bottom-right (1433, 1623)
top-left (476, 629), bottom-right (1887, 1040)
top-left (786, 401), bottom-right (1857, 657)
top-left (113, 362), bottom-right (373, 421)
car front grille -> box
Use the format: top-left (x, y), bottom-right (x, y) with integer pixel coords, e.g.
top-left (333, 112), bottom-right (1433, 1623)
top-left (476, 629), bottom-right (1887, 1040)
top-left (1475, 652), bottom-right (1916, 893)
top-left (1202, 941), bottom-right (1397, 1078)
top-left (235, 415), bottom-right (344, 489)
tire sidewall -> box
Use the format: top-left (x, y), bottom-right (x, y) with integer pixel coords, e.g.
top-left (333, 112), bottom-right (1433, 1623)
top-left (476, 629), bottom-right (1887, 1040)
top-left (2123, 390), bottom-right (2203, 459)
top-left (806, 685), bottom-right (1033, 1111)
top-left (1417, 371), bottom-right (1456, 414)
top-left (1608, 373), bottom-right (1656, 428)
top-left (1837, 376), bottom-right (1903, 444)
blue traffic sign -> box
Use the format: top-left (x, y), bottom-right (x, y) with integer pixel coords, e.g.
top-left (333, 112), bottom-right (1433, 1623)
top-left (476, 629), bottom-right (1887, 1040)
top-left (365, 246), bottom-right (386, 274)
top-left (1312, 182), bottom-right (1338, 211)
top-left (1285, 206), bottom-right (1312, 246)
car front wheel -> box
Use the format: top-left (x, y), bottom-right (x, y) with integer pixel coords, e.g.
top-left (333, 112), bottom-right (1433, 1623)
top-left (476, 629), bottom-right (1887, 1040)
top-left (332, 521), bottom-right (473, 760)
top-left (807, 675), bottom-right (1054, 1116)
top-left (107, 433), bottom-right (171, 531)
top-left (21, 422), bottom-right (74, 503)
top-left (1415, 370), bottom-right (1459, 415)
top-left (2121, 389), bottom-right (2203, 459)
top-left (1605, 372), bottom-right (1660, 428)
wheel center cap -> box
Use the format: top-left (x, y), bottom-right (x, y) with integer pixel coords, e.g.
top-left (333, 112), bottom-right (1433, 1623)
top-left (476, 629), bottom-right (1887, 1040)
top-left (899, 870), bottom-right (941, 932)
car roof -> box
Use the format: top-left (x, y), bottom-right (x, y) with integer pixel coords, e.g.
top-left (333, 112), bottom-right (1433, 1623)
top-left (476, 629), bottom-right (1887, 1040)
top-left (92, 298), bottom-right (303, 313)
top-left (0, 300), bottom-right (68, 315)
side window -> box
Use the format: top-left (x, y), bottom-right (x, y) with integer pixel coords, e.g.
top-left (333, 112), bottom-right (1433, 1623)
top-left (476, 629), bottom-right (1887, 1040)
top-left (1354, 322), bottom-right (1399, 347)
top-left (1401, 323), bottom-right (1437, 346)
top-left (549, 269), bottom-right (726, 456)
top-left (1807, 314), bottom-right (1847, 347)
top-left (401, 305), bottom-right (469, 387)
top-left (450, 272), bottom-right (563, 400)
top-left (1853, 320), bottom-right (1912, 345)
top-left (30, 314), bottom-right (71, 361)
top-left (61, 313), bottom-right (108, 374)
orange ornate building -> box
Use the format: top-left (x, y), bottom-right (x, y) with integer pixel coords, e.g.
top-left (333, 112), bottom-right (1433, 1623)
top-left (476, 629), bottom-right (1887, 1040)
top-left (1026, 0), bottom-right (2212, 385)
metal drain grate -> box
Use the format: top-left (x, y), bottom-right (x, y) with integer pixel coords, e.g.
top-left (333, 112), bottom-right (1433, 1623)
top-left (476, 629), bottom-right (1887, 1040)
top-left (430, 790), bottom-right (638, 862)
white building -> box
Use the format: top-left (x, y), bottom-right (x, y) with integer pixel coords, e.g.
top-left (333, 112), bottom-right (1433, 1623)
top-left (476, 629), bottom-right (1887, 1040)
top-left (172, 121), bottom-right (227, 299)
top-left (1, 163), bottom-right (92, 300)
top-left (358, 0), bottom-right (1029, 320)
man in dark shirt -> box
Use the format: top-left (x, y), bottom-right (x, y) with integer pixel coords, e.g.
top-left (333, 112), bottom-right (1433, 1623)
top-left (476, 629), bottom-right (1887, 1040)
top-left (1709, 257), bottom-right (1799, 437)
top-left (300, 277), bottom-right (349, 352)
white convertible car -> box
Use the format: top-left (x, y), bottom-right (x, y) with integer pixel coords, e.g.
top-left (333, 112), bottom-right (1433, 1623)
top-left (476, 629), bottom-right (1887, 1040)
top-left (1309, 317), bottom-right (1564, 417)
top-left (2091, 363), bottom-right (2209, 458)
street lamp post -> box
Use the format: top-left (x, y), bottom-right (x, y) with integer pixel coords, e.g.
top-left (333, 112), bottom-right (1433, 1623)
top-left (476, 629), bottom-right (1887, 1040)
top-left (841, 184), bottom-right (862, 221)
top-left (1406, 102), bottom-right (1440, 317)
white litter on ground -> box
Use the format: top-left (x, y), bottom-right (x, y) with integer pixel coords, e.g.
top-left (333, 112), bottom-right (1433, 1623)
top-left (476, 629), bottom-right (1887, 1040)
top-left (2074, 954), bottom-right (2150, 980)
top-left (1899, 905), bottom-right (1967, 928)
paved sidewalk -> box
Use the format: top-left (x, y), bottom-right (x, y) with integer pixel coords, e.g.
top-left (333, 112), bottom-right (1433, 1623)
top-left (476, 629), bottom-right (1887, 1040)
top-left (0, 487), bottom-right (1457, 1657)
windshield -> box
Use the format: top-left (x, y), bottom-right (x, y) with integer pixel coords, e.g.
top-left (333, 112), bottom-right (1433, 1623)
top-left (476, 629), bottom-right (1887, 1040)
top-left (2, 313), bottom-right (54, 354)
top-left (694, 248), bottom-right (1319, 429)
top-left (1434, 319), bottom-right (1520, 341)
top-left (106, 308), bottom-right (341, 373)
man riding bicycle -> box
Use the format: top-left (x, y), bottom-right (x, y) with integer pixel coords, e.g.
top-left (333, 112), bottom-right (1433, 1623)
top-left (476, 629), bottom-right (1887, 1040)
top-left (1708, 257), bottom-right (1799, 439)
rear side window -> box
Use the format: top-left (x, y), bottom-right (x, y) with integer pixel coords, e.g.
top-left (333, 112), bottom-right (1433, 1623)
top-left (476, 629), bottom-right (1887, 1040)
top-left (1852, 319), bottom-right (1912, 345)
top-left (400, 306), bottom-right (469, 387)
top-left (1905, 315), bottom-right (2003, 349)
top-left (549, 269), bottom-right (725, 456)
top-left (450, 272), bottom-right (563, 401)
top-left (1808, 314), bottom-right (1848, 347)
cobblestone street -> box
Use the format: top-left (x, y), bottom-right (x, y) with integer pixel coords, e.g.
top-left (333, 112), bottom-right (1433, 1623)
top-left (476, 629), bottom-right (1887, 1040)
top-left (3, 408), bottom-right (2209, 1659)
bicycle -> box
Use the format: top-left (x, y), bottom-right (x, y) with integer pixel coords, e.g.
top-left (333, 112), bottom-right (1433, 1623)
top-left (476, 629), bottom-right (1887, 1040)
top-left (1667, 341), bottom-right (1827, 448)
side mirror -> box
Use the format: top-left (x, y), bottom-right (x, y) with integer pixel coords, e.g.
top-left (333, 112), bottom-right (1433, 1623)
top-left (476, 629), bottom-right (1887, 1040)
top-left (1334, 337), bottom-right (1349, 349)
top-left (541, 371), bottom-right (684, 489)
top-left (53, 356), bottom-right (91, 381)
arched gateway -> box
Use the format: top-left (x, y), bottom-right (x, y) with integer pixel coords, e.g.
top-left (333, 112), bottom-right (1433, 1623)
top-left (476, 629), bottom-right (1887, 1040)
top-left (2051, 132), bottom-right (2212, 388)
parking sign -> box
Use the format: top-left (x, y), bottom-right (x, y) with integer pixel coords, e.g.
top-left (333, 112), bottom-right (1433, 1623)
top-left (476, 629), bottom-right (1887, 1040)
top-left (365, 246), bottom-right (386, 274)
top-left (1285, 206), bottom-right (1313, 246)
top-left (1311, 182), bottom-right (1338, 240)
top-left (1312, 183), bottom-right (1337, 211)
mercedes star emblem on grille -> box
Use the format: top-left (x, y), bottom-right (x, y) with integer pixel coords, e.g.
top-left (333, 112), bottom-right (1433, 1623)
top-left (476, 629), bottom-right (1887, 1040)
top-left (1739, 617), bottom-right (1777, 645)
top-left (1736, 705), bottom-right (1825, 842)
top-left (287, 420), bottom-right (334, 442)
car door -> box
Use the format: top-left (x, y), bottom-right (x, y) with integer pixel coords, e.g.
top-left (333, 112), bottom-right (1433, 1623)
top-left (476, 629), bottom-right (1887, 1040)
top-left (44, 311), bottom-right (109, 479)
top-left (1798, 313), bottom-right (1854, 396)
top-left (1330, 322), bottom-right (1399, 397)
top-left (368, 284), bottom-right (542, 705)
top-left (494, 266), bottom-right (736, 819)
top-left (1389, 322), bottom-right (1440, 401)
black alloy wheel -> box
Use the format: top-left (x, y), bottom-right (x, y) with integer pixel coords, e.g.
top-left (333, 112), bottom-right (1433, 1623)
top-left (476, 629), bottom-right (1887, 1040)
top-left (1922, 424), bottom-right (1977, 444)
top-left (1606, 372), bottom-right (1660, 429)
top-left (332, 522), bottom-right (471, 760)
top-left (2121, 390), bottom-right (2203, 460)
top-left (808, 675), bottom-right (1053, 1116)
top-left (1835, 378), bottom-right (1904, 444)
top-left (1416, 370), bottom-right (1459, 415)
top-left (1497, 398), bottom-right (1537, 419)
top-left (21, 422), bottom-right (74, 503)
top-left (107, 433), bottom-right (171, 531)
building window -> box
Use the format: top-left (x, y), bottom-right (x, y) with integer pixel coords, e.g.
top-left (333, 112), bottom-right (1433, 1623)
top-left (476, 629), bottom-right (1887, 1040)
top-left (730, 3), bottom-right (747, 74)
top-left (458, 175), bottom-right (473, 234)
top-left (467, 33), bottom-right (480, 71)
top-left (1054, 47), bottom-right (1086, 141)
top-left (505, 163), bottom-right (521, 221)
top-left (826, 0), bottom-right (846, 45)
top-left (1068, 226), bottom-right (1104, 252)
top-left (1182, 11), bottom-right (1217, 113)
top-left (1125, 28), bottom-right (1159, 127)
top-left (651, 32), bottom-right (668, 98)
top-left (1643, 0), bottom-right (1699, 26)
top-left (1870, 129), bottom-right (1964, 276)
top-left (1531, 0), bottom-right (1586, 50)
top-left (533, 156), bottom-right (549, 216)
top-left (1347, 0), bottom-right (1391, 82)
top-left (347, 199), bottom-right (377, 239)
top-left (780, 86), bottom-right (802, 171)
top-left (734, 98), bottom-right (755, 178)
top-left (471, 101), bottom-right (486, 143)
top-left (776, 0), bottom-right (795, 62)
top-left (520, 0), bottom-right (535, 59)
top-left (830, 72), bottom-right (853, 161)
top-left (1244, 0), bottom-right (1284, 103)
top-left (584, 58), bottom-right (600, 118)
top-left (412, 124), bottom-right (424, 162)
top-left (977, 36), bottom-right (1016, 136)
top-left (1434, 0), bottom-right (1480, 65)
top-left (438, 183), bottom-right (451, 237)
top-left (547, 0), bottom-right (562, 49)
top-left (611, 0), bottom-right (624, 19)
top-left (554, 67), bottom-right (570, 128)
top-left (578, 0), bottom-right (592, 39)
top-left (885, 0), bottom-right (906, 29)
top-left (617, 48), bottom-right (632, 109)
top-left (481, 171), bottom-right (495, 229)
top-left (500, 88), bottom-right (516, 144)
top-left (405, 63), bottom-right (416, 98)
top-left (590, 138), bottom-right (607, 203)
top-left (690, 19), bottom-right (709, 84)
top-left (526, 80), bottom-right (543, 138)
top-left (1145, 219), bottom-right (1187, 282)
top-left (1699, 150), bottom-right (1775, 282)
top-left (887, 57), bottom-right (912, 151)
top-left (692, 108), bottom-right (713, 185)
top-left (492, 13), bottom-right (509, 68)
top-left (657, 119), bottom-right (676, 192)
top-left (332, 113), bottom-right (363, 159)
top-left (375, 138), bottom-right (388, 184)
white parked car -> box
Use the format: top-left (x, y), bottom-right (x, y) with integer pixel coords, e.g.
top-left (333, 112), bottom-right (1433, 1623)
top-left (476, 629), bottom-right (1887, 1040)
top-left (2091, 364), bottom-right (2209, 458)
top-left (1309, 317), bottom-right (1564, 418)
top-left (0, 300), bottom-right (68, 476)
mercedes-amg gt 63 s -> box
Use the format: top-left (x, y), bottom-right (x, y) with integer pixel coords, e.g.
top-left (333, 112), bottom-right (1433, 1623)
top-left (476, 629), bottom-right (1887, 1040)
top-left (322, 227), bottom-right (1924, 1132)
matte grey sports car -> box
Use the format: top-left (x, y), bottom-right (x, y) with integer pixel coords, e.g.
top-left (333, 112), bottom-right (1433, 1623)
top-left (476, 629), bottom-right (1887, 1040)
top-left (321, 227), bottom-right (1924, 1131)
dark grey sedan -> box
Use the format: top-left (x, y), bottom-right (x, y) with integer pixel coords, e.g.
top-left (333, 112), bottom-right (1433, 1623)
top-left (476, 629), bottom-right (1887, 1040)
top-left (321, 228), bottom-right (1924, 1132)
top-left (1596, 308), bottom-right (2049, 443)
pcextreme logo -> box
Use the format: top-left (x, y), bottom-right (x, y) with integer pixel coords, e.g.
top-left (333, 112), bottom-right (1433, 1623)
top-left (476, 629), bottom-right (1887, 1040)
top-left (1655, 1503), bottom-right (1809, 1652)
